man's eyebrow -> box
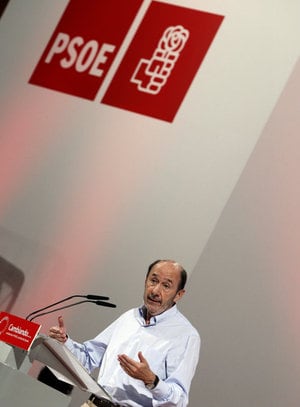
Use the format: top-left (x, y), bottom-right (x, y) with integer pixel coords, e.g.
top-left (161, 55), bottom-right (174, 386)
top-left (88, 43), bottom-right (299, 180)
top-left (151, 272), bottom-right (174, 284)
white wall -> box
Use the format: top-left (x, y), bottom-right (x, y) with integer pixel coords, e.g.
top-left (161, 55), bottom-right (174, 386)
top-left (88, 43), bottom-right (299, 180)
top-left (0, 1), bottom-right (299, 406)
top-left (183, 59), bottom-right (300, 407)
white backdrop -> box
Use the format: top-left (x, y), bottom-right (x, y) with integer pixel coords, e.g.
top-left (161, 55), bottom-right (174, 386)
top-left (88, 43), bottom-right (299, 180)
top-left (0, 1), bottom-right (299, 406)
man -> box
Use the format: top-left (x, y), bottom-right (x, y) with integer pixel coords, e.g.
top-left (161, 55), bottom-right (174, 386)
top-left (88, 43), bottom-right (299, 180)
top-left (49, 259), bottom-right (200, 406)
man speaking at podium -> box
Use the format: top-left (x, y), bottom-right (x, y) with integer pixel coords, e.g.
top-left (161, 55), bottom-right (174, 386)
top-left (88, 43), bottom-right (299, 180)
top-left (49, 259), bottom-right (200, 407)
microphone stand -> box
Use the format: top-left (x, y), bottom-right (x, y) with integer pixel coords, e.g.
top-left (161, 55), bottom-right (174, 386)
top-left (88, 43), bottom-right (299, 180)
top-left (28, 300), bottom-right (116, 321)
top-left (25, 294), bottom-right (112, 321)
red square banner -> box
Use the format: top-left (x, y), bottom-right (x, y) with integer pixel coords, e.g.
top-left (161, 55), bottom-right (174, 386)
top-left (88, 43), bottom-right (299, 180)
top-left (29, 0), bottom-right (143, 100)
top-left (101, 1), bottom-right (224, 122)
top-left (0, 312), bottom-right (40, 351)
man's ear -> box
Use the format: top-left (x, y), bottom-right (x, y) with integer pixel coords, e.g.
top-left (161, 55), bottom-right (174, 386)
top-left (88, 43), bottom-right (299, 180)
top-left (174, 289), bottom-right (185, 303)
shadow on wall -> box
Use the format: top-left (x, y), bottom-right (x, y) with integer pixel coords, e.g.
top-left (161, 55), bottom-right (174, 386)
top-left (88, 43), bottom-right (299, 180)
top-left (0, 256), bottom-right (25, 312)
top-left (0, 0), bottom-right (10, 18)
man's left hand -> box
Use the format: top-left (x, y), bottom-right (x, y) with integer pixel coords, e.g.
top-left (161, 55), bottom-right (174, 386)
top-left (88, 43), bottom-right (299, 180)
top-left (117, 351), bottom-right (156, 385)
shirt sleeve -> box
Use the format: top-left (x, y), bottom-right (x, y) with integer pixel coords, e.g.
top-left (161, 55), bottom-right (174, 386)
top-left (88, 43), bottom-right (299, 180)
top-left (64, 318), bottom-right (119, 373)
top-left (151, 333), bottom-right (201, 407)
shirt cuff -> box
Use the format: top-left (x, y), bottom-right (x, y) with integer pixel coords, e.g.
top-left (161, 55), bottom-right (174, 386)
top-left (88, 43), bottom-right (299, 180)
top-left (150, 378), bottom-right (170, 399)
top-left (64, 336), bottom-right (73, 349)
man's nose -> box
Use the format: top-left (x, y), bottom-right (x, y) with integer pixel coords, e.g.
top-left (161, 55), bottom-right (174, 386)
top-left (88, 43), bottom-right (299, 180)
top-left (151, 284), bottom-right (161, 295)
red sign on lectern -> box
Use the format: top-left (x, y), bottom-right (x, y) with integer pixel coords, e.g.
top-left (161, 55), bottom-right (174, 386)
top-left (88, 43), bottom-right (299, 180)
top-left (0, 311), bottom-right (41, 351)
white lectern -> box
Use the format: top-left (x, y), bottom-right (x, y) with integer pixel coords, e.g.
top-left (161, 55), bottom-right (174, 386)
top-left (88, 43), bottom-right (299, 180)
top-left (0, 334), bottom-right (111, 407)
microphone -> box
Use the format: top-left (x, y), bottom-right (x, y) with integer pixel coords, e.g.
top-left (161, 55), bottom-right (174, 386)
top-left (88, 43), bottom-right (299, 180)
top-left (86, 295), bottom-right (109, 300)
top-left (28, 299), bottom-right (116, 322)
top-left (25, 294), bottom-right (111, 321)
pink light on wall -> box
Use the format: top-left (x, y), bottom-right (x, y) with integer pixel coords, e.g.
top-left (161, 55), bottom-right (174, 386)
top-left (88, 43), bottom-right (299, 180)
top-left (21, 120), bottom-right (170, 316)
top-left (0, 94), bottom-right (70, 218)
top-left (269, 61), bottom-right (300, 347)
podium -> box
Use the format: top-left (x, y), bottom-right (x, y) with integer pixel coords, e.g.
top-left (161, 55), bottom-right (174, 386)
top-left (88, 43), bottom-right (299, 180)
top-left (0, 334), bottom-right (111, 407)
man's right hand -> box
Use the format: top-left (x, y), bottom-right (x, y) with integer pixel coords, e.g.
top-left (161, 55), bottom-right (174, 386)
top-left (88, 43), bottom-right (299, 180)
top-left (49, 315), bottom-right (68, 343)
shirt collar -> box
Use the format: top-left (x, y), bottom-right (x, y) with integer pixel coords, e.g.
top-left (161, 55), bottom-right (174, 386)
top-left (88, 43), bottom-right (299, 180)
top-left (137, 304), bottom-right (178, 326)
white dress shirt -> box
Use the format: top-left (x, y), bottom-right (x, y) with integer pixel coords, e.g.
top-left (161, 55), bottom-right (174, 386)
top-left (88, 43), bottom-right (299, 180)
top-left (65, 305), bottom-right (200, 406)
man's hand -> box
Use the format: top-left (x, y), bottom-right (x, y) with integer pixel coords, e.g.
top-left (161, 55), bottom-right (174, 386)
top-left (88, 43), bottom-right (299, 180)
top-left (49, 316), bottom-right (68, 343)
top-left (117, 351), bottom-right (156, 385)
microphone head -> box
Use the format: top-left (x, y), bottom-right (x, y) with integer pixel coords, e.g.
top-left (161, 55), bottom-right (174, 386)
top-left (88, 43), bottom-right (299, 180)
top-left (86, 294), bottom-right (110, 300)
top-left (95, 300), bottom-right (116, 308)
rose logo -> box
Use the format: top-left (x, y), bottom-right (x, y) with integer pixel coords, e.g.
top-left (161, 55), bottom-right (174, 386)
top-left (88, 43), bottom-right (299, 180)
top-left (159, 25), bottom-right (189, 53)
top-left (131, 25), bottom-right (190, 95)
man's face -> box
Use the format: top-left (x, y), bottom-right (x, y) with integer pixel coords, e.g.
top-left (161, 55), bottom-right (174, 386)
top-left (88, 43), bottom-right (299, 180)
top-left (143, 261), bottom-right (185, 318)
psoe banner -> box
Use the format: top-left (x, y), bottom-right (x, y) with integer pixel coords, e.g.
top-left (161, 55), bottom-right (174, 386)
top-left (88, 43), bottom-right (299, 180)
top-left (0, 312), bottom-right (41, 351)
top-left (29, 0), bottom-right (224, 122)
